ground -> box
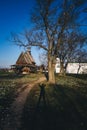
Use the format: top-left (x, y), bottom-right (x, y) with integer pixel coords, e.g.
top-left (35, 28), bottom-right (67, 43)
top-left (0, 73), bottom-right (87, 130)
top-left (0, 73), bottom-right (46, 130)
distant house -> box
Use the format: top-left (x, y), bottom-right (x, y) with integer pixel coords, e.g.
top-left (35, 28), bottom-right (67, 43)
top-left (55, 58), bottom-right (87, 74)
top-left (11, 50), bottom-right (36, 74)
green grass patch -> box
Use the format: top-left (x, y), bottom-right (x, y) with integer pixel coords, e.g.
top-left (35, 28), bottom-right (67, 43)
top-left (21, 74), bottom-right (87, 130)
top-left (0, 72), bottom-right (44, 125)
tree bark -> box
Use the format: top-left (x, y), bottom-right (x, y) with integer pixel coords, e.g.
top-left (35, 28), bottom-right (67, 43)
top-left (77, 63), bottom-right (81, 74)
top-left (48, 55), bottom-right (55, 84)
top-left (60, 61), bottom-right (65, 75)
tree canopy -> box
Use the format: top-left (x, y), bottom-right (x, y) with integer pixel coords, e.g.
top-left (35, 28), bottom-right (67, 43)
top-left (12, 0), bottom-right (87, 83)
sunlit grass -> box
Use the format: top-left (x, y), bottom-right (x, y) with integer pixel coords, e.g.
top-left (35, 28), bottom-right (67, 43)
top-left (0, 71), bottom-right (44, 124)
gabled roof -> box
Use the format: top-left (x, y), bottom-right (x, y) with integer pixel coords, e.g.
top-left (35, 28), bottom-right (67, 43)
top-left (16, 51), bottom-right (35, 65)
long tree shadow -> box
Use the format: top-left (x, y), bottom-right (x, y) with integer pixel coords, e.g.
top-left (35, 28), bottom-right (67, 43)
top-left (29, 83), bottom-right (49, 130)
top-left (53, 84), bottom-right (87, 129)
top-left (20, 83), bottom-right (87, 130)
top-left (20, 83), bottom-right (49, 130)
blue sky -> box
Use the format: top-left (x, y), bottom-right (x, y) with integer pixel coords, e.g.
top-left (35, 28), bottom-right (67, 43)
top-left (0, 0), bottom-right (41, 68)
top-left (0, 0), bottom-right (87, 68)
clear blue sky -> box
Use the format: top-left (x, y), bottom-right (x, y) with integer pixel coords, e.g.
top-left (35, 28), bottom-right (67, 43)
top-left (0, 0), bottom-right (87, 68)
top-left (0, 0), bottom-right (41, 68)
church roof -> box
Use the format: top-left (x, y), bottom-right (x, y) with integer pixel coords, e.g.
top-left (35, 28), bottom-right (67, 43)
top-left (16, 50), bottom-right (35, 65)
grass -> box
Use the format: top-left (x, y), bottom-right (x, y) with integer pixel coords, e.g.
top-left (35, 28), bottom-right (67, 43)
top-left (0, 72), bottom-right (87, 130)
top-left (21, 74), bottom-right (87, 130)
top-left (0, 71), bottom-right (44, 125)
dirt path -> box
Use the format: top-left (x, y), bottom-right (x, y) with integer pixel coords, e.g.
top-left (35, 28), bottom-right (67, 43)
top-left (2, 77), bottom-right (46, 130)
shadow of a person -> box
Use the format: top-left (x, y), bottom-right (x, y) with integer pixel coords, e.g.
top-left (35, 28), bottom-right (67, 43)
top-left (37, 83), bottom-right (46, 107)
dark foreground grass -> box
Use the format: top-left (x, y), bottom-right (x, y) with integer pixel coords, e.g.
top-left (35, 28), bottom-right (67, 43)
top-left (21, 74), bottom-right (87, 130)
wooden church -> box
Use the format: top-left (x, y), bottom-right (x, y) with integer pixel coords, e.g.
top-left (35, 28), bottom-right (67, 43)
top-left (12, 49), bottom-right (36, 74)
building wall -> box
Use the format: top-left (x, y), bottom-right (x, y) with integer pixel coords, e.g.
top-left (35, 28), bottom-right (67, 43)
top-left (55, 61), bottom-right (87, 74)
top-left (55, 63), bottom-right (60, 73)
top-left (66, 63), bottom-right (87, 74)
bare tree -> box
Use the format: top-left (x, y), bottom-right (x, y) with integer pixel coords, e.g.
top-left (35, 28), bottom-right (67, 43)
top-left (39, 52), bottom-right (48, 66)
top-left (11, 0), bottom-right (87, 83)
top-left (57, 31), bottom-right (87, 74)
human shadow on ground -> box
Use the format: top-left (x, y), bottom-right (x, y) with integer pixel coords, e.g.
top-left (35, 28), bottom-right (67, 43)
top-left (36, 83), bottom-right (47, 107)
top-left (20, 83), bottom-right (87, 130)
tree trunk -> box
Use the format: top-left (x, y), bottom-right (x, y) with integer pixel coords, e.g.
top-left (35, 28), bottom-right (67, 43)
top-left (48, 57), bottom-right (55, 84)
top-left (77, 63), bottom-right (81, 74)
top-left (60, 61), bottom-right (65, 75)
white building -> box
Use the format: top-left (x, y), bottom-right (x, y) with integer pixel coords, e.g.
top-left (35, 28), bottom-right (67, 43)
top-left (55, 58), bottom-right (87, 74)
top-left (55, 58), bottom-right (60, 73)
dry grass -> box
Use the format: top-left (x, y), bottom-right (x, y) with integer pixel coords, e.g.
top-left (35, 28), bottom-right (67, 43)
top-left (0, 71), bottom-right (44, 125)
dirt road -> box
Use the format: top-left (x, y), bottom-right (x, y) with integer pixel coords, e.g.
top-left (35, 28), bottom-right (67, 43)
top-left (1, 77), bottom-right (46, 130)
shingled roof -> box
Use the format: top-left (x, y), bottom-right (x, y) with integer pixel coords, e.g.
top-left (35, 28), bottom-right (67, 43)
top-left (16, 50), bottom-right (35, 65)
